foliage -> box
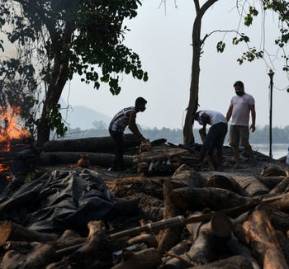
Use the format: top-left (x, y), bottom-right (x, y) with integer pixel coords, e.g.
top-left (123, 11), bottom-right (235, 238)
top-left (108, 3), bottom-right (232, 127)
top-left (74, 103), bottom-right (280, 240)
top-left (0, 54), bottom-right (38, 133)
top-left (0, 0), bottom-right (147, 137)
top-left (215, 0), bottom-right (289, 70)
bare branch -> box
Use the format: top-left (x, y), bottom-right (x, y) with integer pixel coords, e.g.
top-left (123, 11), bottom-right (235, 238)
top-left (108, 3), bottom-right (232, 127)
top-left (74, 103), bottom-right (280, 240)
top-left (193, 0), bottom-right (200, 13)
top-left (201, 29), bottom-right (242, 45)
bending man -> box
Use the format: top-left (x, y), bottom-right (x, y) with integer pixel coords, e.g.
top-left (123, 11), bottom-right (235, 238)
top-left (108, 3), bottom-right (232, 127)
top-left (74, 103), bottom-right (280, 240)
top-left (194, 110), bottom-right (228, 170)
top-left (109, 97), bottom-right (148, 171)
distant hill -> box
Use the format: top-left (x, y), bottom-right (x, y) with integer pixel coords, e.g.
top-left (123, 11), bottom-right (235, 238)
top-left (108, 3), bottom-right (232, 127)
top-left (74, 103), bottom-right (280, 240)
top-left (61, 105), bottom-right (110, 130)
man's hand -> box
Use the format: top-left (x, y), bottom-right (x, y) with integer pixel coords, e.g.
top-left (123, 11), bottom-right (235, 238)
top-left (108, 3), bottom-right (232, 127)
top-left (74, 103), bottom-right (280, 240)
top-left (250, 124), bottom-right (255, 132)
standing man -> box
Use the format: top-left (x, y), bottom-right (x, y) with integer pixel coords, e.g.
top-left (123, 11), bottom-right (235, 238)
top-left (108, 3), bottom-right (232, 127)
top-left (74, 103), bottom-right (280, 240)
top-left (226, 81), bottom-right (256, 165)
top-left (194, 110), bottom-right (228, 170)
top-left (109, 97), bottom-right (148, 171)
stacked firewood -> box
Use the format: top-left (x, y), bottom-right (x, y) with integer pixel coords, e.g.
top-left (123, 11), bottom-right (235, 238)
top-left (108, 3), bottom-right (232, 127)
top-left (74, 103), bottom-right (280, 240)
top-left (106, 164), bottom-right (289, 269)
top-left (1, 147), bottom-right (289, 268)
top-left (39, 134), bottom-right (140, 168)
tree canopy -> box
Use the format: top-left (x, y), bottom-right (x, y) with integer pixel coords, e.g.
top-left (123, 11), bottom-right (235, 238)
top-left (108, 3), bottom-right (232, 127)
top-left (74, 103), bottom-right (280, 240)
top-left (0, 0), bottom-right (147, 143)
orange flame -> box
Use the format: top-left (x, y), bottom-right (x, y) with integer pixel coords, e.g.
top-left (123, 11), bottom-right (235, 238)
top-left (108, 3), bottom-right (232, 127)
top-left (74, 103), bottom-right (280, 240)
top-left (0, 106), bottom-right (30, 144)
top-left (0, 106), bottom-right (30, 176)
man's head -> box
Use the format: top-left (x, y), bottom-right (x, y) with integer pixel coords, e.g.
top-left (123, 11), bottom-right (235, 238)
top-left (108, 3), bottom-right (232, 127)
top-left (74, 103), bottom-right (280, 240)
top-left (135, 97), bottom-right (147, 112)
top-left (233, 81), bottom-right (245, 96)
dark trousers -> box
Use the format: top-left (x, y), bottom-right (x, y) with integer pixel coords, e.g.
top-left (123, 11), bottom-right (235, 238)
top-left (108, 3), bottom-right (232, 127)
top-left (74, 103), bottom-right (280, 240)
top-left (109, 129), bottom-right (124, 170)
top-left (202, 122), bottom-right (228, 160)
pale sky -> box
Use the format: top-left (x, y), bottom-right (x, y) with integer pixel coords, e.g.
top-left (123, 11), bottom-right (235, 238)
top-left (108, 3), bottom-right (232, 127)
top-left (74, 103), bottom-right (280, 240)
top-left (60, 1), bottom-right (288, 129)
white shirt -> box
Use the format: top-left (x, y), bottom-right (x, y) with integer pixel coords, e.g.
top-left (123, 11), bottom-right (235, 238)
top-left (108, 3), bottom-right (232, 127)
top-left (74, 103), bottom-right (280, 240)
top-left (198, 110), bottom-right (226, 126)
top-left (230, 93), bottom-right (255, 126)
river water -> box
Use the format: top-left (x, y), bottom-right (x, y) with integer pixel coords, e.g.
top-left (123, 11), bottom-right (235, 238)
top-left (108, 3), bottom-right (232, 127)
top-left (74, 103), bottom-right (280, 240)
top-left (252, 144), bottom-right (288, 159)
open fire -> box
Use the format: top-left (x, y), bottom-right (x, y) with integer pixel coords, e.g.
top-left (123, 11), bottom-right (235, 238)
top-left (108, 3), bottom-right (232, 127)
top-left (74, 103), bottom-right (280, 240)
top-left (0, 106), bottom-right (30, 176)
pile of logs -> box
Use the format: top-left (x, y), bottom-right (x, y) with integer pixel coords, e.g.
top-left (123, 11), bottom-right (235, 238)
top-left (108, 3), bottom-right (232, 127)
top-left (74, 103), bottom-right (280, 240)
top-left (39, 134), bottom-right (140, 168)
top-left (1, 134), bottom-right (289, 269)
top-left (1, 162), bottom-right (288, 268)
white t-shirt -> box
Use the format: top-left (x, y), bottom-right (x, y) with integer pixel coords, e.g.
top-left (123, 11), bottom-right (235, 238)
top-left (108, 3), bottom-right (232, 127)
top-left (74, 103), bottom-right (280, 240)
top-left (198, 110), bottom-right (226, 126)
top-left (230, 93), bottom-right (255, 126)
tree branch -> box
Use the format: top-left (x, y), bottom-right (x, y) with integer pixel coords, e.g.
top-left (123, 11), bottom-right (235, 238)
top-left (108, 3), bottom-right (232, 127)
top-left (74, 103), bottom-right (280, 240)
top-left (193, 0), bottom-right (200, 13)
top-left (199, 0), bottom-right (219, 17)
top-left (201, 29), bottom-right (241, 45)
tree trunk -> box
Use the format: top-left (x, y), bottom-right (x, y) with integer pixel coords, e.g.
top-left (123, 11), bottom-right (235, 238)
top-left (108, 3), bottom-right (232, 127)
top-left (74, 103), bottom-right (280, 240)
top-left (37, 60), bottom-right (69, 146)
top-left (183, 0), bottom-right (221, 145)
top-left (37, 23), bottom-right (73, 146)
top-left (183, 14), bottom-right (202, 145)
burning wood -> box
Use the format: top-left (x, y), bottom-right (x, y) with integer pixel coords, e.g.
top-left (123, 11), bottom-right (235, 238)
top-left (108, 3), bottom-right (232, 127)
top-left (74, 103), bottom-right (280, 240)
top-left (0, 106), bottom-right (32, 181)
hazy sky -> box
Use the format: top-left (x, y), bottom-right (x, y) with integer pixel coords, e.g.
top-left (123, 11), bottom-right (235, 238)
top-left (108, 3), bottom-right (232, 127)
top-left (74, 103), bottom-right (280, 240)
top-left (60, 1), bottom-right (289, 129)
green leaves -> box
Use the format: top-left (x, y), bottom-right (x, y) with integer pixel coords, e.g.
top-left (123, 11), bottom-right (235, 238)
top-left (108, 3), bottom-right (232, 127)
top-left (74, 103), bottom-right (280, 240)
top-left (232, 34), bottom-right (250, 45)
top-left (0, 0), bottom-right (148, 139)
top-left (216, 41), bottom-right (226, 53)
top-left (237, 48), bottom-right (264, 64)
top-left (244, 6), bottom-right (259, 26)
top-left (47, 104), bottom-right (68, 137)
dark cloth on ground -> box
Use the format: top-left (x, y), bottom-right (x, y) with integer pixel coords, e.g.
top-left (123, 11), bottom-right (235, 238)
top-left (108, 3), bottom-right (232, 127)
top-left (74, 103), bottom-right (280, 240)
top-left (0, 169), bottom-right (115, 233)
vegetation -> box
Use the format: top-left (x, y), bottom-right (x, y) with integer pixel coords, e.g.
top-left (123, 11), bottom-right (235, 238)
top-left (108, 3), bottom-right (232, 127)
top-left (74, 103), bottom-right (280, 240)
top-left (0, 0), bottom-right (147, 144)
top-left (183, 0), bottom-right (289, 145)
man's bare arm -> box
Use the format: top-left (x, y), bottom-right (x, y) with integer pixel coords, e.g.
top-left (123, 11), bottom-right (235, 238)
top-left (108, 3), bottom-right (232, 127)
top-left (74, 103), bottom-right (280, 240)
top-left (226, 104), bottom-right (233, 122)
top-left (249, 104), bottom-right (256, 132)
top-left (128, 112), bottom-right (146, 141)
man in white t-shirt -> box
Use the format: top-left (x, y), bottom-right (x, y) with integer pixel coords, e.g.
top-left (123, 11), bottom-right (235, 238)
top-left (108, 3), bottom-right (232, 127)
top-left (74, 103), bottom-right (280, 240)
top-left (226, 81), bottom-right (256, 164)
top-left (194, 110), bottom-right (228, 170)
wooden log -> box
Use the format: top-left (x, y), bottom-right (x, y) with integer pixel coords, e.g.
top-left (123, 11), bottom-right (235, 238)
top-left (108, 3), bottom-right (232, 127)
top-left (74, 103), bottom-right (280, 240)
top-left (206, 175), bottom-right (247, 196)
top-left (136, 147), bottom-right (189, 163)
top-left (39, 152), bottom-right (133, 167)
top-left (171, 187), bottom-right (251, 211)
top-left (261, 165), bottom-right (287, 177)
top-left (187, 255), bottom-right (254, 269)
top-left (242, 208), bottom-right (289, 269)
top-left (270, 178), bottom-right (289, 195)
top-left (172, 165), bottom-right (207, 188)
top-left (109, 196), bottom-right (284, 241)
top-left (257, 176), bottom-right (285, 189)
top-left (161, 240), bottom-right (192, 269)
top-left (43, 134), bottom-right (140, 153)
top-left (1, 243), bottom-right (55, 269)
top-left (276, 231), bottom-right (289, 266)
top-left (0, 221), bottom-right (57, 247)
top-left (270, 210), bottom-right (289, 232)
top-left (232, 175), bottom-right (269, 196)
top-left (3, 241), bottom-right (38, 252)
top-left (162, 213), bottom-right (235, 269)
top-left (55, 230), bottom-right (85, 249)
top-left (111, 248), bottom-right (162, 269)
top-left (186, 212), bottom-right (233, 265)
top-left (157, 180), bottom-right (182, 253)
top-left (108, 176), bottom-right (186, 201)
top-left (20, 244), bottom-right (55, 269)
top-left (73, 221), bottom-right (108, 255)
top-left (270, 192), bottom-right (289, 211)
top-left (226, 235), bottom-right (261, 269)
top-left (127, 233), bottom-right (158, 248)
